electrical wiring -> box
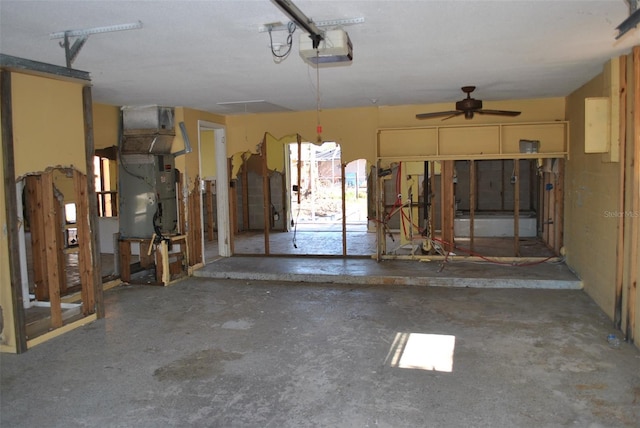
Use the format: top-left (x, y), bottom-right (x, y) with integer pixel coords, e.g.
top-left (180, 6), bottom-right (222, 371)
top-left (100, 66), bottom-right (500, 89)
top-left (269, 21), bottom-right (296, 61)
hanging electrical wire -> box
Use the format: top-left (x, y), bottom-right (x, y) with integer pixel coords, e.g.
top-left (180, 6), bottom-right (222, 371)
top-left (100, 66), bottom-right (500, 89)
top-left (269, 21), bottom-right (296, 62)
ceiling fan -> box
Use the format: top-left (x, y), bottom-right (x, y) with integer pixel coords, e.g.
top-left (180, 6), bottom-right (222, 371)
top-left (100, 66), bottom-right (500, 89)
top-left (415, 86), bottom-right (521, 120)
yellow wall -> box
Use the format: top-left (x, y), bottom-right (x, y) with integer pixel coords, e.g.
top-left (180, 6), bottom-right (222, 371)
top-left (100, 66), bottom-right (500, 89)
top-left (0, 100), bottom-right (17, 352)
top-left (225, 98), bottom-right (565, 168)
top-left (12, 73), bottom-right (86, 176)
top-left (200, 130), bottom-right (216, 179)
top-left (93, 103), bottom-right (119, 149)
top-left (564, 60), bottom-right (623, 318)
top-left (173, 107), bottom-right (225, 190)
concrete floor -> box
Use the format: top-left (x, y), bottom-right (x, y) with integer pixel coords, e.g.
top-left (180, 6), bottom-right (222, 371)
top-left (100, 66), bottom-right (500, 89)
top-left (2, 277), bottom-right (639, 427)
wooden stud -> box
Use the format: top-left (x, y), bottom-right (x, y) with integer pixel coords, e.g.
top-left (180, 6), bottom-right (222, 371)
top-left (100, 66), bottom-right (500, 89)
top-left (342, 162), bottom-right (347, 256)
top-left (441, 160), bottom-right (455, 252)
top-left (54, 193), bottom-right (67, 295)
top-left (1, 70), bottom-right (28, 352)
top-left (82, 86), bottom-right (103, 319)
top-left (615, 54), bottom-right (628, 330)
top-left (25, 175), bottom-right (48, 300)
top-left (73, 170), bottom-right (95, 316)
top-left (118, 240), bottom-right (132, 283)
top-left (554, 159), bottom-right (565, 254)
top-left (41, 171), bottom-right (63, 328)
top-left (429, 161), bottom-right (436, 241)
top-left (241, 154), bottom-right (250, 230)
top-left (625, 46), bottom-right (640, 342)
top-left (261, 135), bottom-right (270, 255)
top-left (206, 181), bottom-right (215, 241)
top-left (297, 134), bottom-right (302, 205)
top-left (514, 159), bottom-right (520, 257)
top-left (469, 160), bottom-right (476, 252)
top-left (228, 158), bottom-right (236, 254)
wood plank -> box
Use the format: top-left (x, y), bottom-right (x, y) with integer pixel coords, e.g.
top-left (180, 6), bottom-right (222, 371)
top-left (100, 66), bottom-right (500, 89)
top-left (514, 159), bottom-right (520, 257)
top-left (242, 155), bottom-right (250, 230)
top-left (118, 240), bottom-right (132, 283)
top-left (55, 186), bottom-right (67, 295)
top-left (206, 181), bottom-right (214, 241)
top-left (440, 160), bottom-right (455, 252)
top-left (25, 175), bottom-right (48, 300)
top-left (554, 159), bottom-right (565, 254)
top-left (1, 70), bottom-right (28, 352)
top-left (262, 135), bottom-right (270, 255)
top-left (625, 46), bottom-right (639, 342)
top-left (548, 168), bottom-right (556, 251)
top-left (228, 158), bottom-right (236, 254)
top-left (342, 162), bottom-right (347, 256)
top-left (41, 171), bottom-right (63, 328)
top-left (82, 85), bottom-right (103, 319)
top-left (73, 170), bottom-right (95, 316)
top-left (190, 186), bottom-right (202, 265)
top-left (469, 160), bottom-right (475, 252)
top-left (615, 54), bottom-right (628, 330)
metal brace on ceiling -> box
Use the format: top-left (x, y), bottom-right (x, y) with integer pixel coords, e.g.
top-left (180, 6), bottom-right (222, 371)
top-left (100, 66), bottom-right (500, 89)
top-left (616, 0), bottom-right (640, 39)
top-left (49, 21), bottom-right (143, 68)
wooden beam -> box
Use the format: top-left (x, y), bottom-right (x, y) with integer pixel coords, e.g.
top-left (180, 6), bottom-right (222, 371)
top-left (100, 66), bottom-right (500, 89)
top-left (82, 86), bottom-right (104, 319)
top-left (440, 160), bottom-right (455, 252)
top-left (615, 54), bottom-right (628, 330)
top-left (297, 134), bottom-right (302, 204)
top-left (342, 162), bottom-right (347, 256)
top-left (554, 159), bottom-right (565, 254)
top-left (514, 159), bottom-right (520, 257)
top-left (1, 70), bottom-right (27, 352)
top-left (625, 46), bottom-right (640, 342)
top-left (206, 181), bottom-right (215, 241)
top-left (73, 170), bottom-right (95, 316)
top-left (241, 154), bottom-right (250, 230)
top-left (469, 160), bottom-right (476, 252)
top-left (118, 240), bottom-right (131, 283)
top-left (429, 161), bottom-right (436, 241)
top-left (261, 135), bottom-right (270, 255)
top-left (25, 175), bottom-right (48, 300)
top-left (41, 171), bottom-right (63, 328)
top-left (228, 159), bottom-right (236, 255)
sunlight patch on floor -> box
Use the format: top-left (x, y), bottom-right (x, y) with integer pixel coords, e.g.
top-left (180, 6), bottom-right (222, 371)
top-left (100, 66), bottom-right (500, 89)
top-left (387, 332), bottom-right (456, 372)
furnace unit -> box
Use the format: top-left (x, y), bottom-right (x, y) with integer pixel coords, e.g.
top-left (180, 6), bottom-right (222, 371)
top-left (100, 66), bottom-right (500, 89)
top-left (118, 106), bottom-right (178, 239)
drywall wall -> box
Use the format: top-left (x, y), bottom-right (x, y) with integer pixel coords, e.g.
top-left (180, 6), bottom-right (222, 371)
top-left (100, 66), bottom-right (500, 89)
top-left (12, 73), bottom-right (86, 176)
top-left (93, 103), bottom-right (119, 149)
top-left (200, 129), bottom-right (216, 179)
top-left (0, 116), bottom-right (17, 352)
top-left (565, 60), bottom-right (621, 317)
top-left (225, 98), bottom-right (565, 168)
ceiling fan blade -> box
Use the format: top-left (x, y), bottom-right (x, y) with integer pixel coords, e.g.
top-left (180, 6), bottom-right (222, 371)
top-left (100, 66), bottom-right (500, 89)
top-left (476, 109), bottom-right (521, 117)
top-left (441, 111), bottom-right (466, 121)
top-left (415, 110), bottom-right (460, 120)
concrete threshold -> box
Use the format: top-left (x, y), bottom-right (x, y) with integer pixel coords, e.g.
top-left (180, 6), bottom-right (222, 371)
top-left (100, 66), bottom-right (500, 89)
top-left (194, 256), bottom-right (583, 290)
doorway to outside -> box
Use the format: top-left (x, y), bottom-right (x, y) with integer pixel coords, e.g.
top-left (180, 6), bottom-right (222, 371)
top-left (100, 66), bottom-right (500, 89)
top-left (287, 141), bottom-right (372, 257)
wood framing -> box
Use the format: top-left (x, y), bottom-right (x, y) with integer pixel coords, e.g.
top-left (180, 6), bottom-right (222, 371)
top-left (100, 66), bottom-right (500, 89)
top-left (73, 170), bottom-right (96, 316)
top-left (205, 180), bottom-right (215, 241)
top-left (514, 159), bottom-right (520, 257)
top-left (469, 160), bottom-right (476, 252)
top-left (626, 46), bottom-right (639, 342)
top-left (554, 159), bottom-right (565, 254)
top-left (241, 154), bottom-right (250, 230)
top-left (261, 134), bottom-right (270, 255)
top-left (82, 85), bottom-right (104, 319)
top-left (341, 162), bottom-right (347, 256)
top-left (1, 69), bottom-right (27, 352)
top-left (41, 170), bottom-right (63, 328)
top-left (615, 54), bottom-right (628, 330)
top-left (440, 160), bottom-right (455, 252)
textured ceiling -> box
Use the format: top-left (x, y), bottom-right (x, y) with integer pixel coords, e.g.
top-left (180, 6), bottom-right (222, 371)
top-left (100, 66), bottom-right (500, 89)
top-left (1, 0), bottom-right (639, 115)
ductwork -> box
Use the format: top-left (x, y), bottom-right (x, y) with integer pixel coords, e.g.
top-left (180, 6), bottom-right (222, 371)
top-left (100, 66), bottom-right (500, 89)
top-left (121, 105), bottom-right (175, 154)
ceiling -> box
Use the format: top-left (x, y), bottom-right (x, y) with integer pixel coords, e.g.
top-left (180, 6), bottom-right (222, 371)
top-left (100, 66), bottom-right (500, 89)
top-left (1, 1), bottom-right (639, 115)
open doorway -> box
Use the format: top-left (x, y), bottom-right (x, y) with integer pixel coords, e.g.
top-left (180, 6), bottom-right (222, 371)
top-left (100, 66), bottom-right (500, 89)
top-left (287, 141), bottom-right (372, 256)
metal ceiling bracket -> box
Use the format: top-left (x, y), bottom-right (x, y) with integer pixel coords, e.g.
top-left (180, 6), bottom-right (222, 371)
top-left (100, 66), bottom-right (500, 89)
top-left (259, 17), bottom-right (365, 33)
top-left (616, 0), bottom-right (640, 39)
top-left (50, 21), bottom-right (143, 68)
